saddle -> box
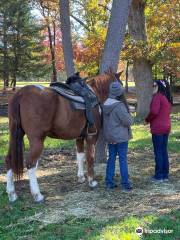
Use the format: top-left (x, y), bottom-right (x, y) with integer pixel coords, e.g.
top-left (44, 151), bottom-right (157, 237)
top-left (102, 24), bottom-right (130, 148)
top-left (49, 82), bottom-right (98, 110)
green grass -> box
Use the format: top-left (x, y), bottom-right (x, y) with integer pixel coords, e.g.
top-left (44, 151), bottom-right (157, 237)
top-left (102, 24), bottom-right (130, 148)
top-left (1, 113), bottom-right (179, 164)
top-left (0, 81), bottom-right (50, 89)
top-left (0, 80), bottom-right (135, 89)
top-left (0, 114), bottom-right (179, 239)
top-left (121, 81), bottom-right (135, 87)
top-left (129, 113), bottom-right (180, 153)
top-left (0, 180), bottom-right (179, 240)
top-left (93, 211), bottom-right (180, 240)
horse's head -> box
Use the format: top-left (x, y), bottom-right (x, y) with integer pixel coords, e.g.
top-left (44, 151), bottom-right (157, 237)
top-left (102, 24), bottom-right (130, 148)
top-left (87, 69), bottom-right (123, 103)
top-left (105, 68), bottom-right (123, 85)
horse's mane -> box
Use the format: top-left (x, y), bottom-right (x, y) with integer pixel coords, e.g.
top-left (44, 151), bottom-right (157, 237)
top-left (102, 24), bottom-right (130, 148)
top-left (87, 73), bottom-right (113, 103)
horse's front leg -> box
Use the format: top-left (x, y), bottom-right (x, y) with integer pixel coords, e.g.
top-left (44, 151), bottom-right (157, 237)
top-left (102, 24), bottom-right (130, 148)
top-left (27, 138), bottom-right (44, 202)
top-left (76, 138), bottom-right (86, 183)
top-left (86, 138), bottom-right (98, 188)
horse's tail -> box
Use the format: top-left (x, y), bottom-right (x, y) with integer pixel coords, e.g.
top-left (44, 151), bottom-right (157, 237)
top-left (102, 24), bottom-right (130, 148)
top-left (8, 92), bottom-right (24, 179)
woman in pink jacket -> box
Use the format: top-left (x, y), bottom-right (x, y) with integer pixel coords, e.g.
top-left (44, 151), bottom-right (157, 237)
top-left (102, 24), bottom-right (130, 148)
top-left (145, 80), bottom-right (173, 182)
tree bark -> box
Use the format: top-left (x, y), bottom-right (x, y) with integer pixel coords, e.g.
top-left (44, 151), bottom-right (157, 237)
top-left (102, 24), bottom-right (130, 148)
top-left (11, 31), bottom-right (19, 91)
top-left (39, 1), bottom-right (58, 82)
top-left (100, 0), bottom-right (132, 73)
top-left (132, 59), bottom-right (153, 115)
top-left (95, 0), bottom-right (132, 163)
top-left (2, 14), bottom-right (9, 90)
top-left (125, 61), bottom-right (129, 93)
top-left (47, 24), bottom-right (57, 82)
top-left (59, 0), bottom-right (75, 77)
top-left (128, 0), bottom-right (153, 117)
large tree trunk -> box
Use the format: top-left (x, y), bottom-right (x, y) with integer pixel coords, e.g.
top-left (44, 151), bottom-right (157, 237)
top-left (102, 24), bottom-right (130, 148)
top-left (95, 0), bottom-right (132, 163)
top-left (133, 59), bottom-right (153, 115)
top-left (128, 0), bottom-right (153, 117)
top-left (59, 0), bottom-right (75, 77)
top-left (100, 0), bottom-right (132, 72)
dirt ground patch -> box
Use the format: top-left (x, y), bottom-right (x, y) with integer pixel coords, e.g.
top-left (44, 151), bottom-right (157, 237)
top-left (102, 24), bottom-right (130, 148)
top-left (0, 149), bottom-right (179, 225)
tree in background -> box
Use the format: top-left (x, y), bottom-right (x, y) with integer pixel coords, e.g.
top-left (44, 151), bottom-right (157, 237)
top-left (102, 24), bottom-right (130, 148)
top-left (0, 0), bottom-right (47, 89)
top-left (59, 0), bottom-right (75, 77)
top-left (128, 0), bottom-right (153, 117)
top-left (0, 0), bottom-right (10, 89)
top-left (146, 0), bottom-right (180, 86)
top-left (96, 0), bottom-right (132, 163)
top-left (120, 0), bottom-right (180, 116)
top-left (36, 0), bottom-right (59, 82)
top-left (42, 26), bottom-right (64, 73)
top-left (71, 0), bottom-right (110, 75)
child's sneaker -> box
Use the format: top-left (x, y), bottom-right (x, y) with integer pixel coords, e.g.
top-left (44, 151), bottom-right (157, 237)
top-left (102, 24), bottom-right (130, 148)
top-left (151, 176), bottom-right (163, 183)
top-left (121, 184), bottom-right (132, 192)
top-left (163, 178), bottom-right (169, 182)
top-left (105, 183), bottom-right (118, 190)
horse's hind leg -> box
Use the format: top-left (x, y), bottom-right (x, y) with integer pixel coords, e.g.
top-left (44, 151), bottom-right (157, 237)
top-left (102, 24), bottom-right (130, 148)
top-left (6, 152), bottom-right (18, 202)
top-left (26, 137), bottom-right (44, 202)
top-left (86, 139), bottom-right (98, 188)
top-left (76, 138), bottom-right (86, 183)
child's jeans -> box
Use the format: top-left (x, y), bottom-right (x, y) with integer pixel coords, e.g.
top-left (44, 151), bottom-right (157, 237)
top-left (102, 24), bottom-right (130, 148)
top-left (105, 142), bottom-right (130, 187)
top-left (152, 134), bottom-right (169, 179)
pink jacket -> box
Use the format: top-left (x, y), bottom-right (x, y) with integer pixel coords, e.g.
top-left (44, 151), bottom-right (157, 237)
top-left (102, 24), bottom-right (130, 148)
top-left (145, 93), bottom-right (171, 134)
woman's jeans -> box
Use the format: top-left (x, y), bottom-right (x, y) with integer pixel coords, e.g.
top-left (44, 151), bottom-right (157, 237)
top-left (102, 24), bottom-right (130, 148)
top-left (152, 134), bottom-right (169, 179)
top-left (106, 142), bottom-right (130, 187)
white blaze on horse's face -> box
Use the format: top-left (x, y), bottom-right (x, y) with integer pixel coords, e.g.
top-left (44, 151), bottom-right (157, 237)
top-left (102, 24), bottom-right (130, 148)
top-left (28, 167), bottom-right (44, 202)
top-left (6, 169), bottom-right (18, 202)
top-left (77, 152), bottom-right (86, 183)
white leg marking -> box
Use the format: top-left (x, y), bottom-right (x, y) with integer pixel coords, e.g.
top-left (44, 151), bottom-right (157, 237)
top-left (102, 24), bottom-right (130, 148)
top-left (77, 152), bottom-right (86, 183)
top-left (99, 105), bottom-right (102, 115)
top-left (6, 169), bottom-right (18, 202)
top-left (28, 167), bottom-right (44, 202)
top-left (35, 160), bottom-right (39, 168)
top-left (88, 176), bottom-right (98, 188)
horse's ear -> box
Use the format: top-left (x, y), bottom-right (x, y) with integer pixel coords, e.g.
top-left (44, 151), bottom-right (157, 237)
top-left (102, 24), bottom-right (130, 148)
top-left (109, 67), bottom-right (114, 74)
top-left (116, 71), bottom-right (123, 79)
top-left (105, 67), bottom-right (113, 75)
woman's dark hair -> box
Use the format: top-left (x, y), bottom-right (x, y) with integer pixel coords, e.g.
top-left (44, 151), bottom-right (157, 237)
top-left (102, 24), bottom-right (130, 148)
top-left (155, 80), bottom-right (173, 104)
top-left (116, 94), bottom-right (130, 113)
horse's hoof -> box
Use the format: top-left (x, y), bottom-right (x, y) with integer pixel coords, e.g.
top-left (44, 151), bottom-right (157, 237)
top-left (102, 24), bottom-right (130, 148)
top-left (89, 180), bottom-right (98, 188)
top-left (8, 192), bottom-right (18, 202)
top-left (33, 194), bottom-right (44, 203)
top-left (78, 176), bottom-right (86, 183)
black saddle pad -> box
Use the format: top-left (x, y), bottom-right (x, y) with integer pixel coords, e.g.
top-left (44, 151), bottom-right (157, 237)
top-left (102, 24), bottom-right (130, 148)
top-left (50, 82), bottom-right (77, 96)
top-left (49, 82), bottom-right (98, 110)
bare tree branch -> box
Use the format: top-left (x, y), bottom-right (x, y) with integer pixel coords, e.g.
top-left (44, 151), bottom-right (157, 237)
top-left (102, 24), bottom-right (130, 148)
top-left (70, 14), bottom-right (91, 32)
top-left (98, 3), bottom-right (111, 12)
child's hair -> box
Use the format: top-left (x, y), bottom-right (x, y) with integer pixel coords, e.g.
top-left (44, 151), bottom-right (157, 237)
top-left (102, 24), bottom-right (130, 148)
top-left (155, 80), bottom-right (173, 105)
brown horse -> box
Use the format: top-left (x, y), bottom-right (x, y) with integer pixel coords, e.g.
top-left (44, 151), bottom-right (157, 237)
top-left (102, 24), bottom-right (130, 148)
top-left (5, 71), bottom-right (122, 202)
